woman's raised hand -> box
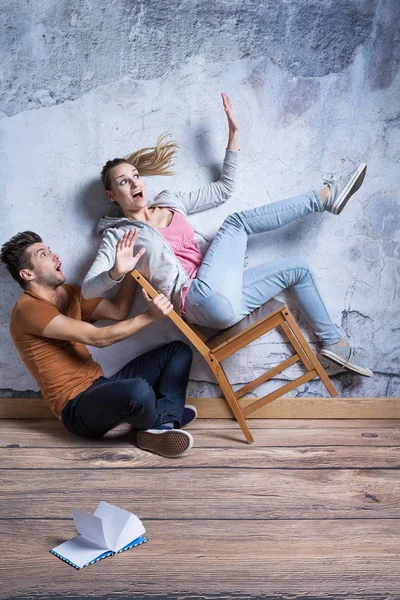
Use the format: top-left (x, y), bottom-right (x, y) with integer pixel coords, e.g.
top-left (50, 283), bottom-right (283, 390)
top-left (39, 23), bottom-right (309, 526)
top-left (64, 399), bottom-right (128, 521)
top-left (109, 228), bottom-right (146, 281)
top-left (221, 92), bottom-right (239, 151)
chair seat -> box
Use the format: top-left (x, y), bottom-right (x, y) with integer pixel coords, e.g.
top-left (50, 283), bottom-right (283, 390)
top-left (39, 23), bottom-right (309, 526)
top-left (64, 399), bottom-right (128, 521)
top-left (202, 298), bottom-right (285, 351)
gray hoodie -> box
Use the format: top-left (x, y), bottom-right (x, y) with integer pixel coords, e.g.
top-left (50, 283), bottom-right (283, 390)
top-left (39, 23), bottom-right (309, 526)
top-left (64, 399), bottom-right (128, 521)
top-left (81, 149), bottom-right (237, 311)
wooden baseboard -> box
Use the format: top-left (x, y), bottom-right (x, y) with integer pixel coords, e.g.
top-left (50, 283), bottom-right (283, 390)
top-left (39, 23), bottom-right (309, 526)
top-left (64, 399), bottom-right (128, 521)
top-left (0, 397), bottom-right (399, 419)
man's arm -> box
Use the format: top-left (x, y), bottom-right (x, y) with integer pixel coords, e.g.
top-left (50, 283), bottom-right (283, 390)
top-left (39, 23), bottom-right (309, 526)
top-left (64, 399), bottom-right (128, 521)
top-left (90, 269), bottom-right (137, 321)
top-left (42, 290), bottom-right (172, 348)
top-left (89, 229), bottom-right (146, 321)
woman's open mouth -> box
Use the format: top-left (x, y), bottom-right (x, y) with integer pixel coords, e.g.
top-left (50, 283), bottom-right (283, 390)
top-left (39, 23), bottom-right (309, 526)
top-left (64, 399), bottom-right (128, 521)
top-left (132, 190), bottom-right (143, 200)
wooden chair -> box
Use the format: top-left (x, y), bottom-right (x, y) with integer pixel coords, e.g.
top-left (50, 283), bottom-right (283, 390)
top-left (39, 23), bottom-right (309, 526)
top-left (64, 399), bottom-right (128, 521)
top-left (131, 270), bottom-right (337, 444)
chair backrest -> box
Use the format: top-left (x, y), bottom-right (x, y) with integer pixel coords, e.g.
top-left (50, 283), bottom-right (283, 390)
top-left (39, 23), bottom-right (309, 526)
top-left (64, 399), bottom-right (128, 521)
top-left (131, 270), bottom-right (212, 357)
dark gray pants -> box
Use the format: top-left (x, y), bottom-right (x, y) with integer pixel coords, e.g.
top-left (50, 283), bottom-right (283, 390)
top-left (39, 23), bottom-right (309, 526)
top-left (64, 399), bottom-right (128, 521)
top-left (61, 341), bottom-right (193, 438)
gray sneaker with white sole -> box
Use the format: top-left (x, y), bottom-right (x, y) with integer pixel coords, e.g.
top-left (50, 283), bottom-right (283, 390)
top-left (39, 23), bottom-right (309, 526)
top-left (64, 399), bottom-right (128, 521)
top-left (320, 343), bottom-right (373, 377)
top-left (324, 163), bottom-right (367, 215)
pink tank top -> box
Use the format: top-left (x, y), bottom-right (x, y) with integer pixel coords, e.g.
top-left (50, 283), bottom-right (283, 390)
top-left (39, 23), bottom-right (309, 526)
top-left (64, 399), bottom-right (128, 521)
top-left (155, 210), bottom-right (203, 312)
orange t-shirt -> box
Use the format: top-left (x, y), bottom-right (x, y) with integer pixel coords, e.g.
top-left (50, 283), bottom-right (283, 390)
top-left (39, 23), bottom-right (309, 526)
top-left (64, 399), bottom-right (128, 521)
top-left (10, 285), bottom-right (103, 417)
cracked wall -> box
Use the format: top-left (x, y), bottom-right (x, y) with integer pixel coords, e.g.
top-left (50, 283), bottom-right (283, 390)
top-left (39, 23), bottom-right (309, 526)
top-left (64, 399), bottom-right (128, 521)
top-left (0, 0), bottom-right (399, 399)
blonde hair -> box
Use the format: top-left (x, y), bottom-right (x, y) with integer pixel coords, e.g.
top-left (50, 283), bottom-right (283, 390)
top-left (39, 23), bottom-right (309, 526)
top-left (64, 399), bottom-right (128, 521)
top-left (124, 133), bottom-right (178, 176)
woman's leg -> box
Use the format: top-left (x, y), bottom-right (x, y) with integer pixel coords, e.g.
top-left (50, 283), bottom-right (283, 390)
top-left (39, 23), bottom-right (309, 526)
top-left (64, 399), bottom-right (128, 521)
top-left (198, 190), bottom-right (323, 296)
top-left (184, 170), bottom-right (373, 374)
top-left (233, 257), bottom-right (341, 344)
top-left (185, 190), bottom-right (326, 329)
top-left (186, 254), bottom-right (340, 343)
top-left (185, 165), bottom-right (368, 329)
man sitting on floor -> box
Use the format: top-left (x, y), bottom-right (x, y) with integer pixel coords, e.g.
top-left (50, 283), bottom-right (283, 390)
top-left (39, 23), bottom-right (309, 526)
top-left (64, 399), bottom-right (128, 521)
top-left (0, 230), bottom-right (196, 458)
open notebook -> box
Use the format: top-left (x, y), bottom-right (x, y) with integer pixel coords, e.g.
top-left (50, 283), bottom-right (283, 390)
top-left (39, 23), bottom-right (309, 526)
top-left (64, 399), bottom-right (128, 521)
top-left (50, 502), bottom-right (147, 569)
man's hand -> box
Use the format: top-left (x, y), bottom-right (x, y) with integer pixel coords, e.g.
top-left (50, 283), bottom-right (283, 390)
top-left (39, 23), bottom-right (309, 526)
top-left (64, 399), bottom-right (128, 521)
top-left (142, 289), bottom-right (174, 320)
top-left (110, 228), bottom-right (146, 281)
top-left (222, 92), bottom-right (239, 147)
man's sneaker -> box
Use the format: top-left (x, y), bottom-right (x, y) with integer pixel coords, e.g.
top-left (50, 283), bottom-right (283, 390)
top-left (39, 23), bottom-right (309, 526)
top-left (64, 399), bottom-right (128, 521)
top-left (320, 343), bottom-right (373, 377)
top-left (137, 428), bottom-right (193, 458)
top-left (181, 405), bottom-right (197, 428)
top-left (324, 163), bottom-right (367, 215)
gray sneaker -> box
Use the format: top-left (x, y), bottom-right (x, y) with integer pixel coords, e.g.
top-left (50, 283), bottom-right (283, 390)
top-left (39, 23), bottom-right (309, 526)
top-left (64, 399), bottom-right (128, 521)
top-left (324, 163), bottom-right (367, 215)
top-left (320, 343), bottom-right (373, 377)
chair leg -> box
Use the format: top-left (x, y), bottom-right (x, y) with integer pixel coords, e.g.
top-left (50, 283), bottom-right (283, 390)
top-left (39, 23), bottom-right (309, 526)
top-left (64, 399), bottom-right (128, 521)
top-left (283, 309), bottom-right (337, 398)
top-left (280, 321), bottom-right (313, 371)
top-left (208, 359), bottom-right (254, 444)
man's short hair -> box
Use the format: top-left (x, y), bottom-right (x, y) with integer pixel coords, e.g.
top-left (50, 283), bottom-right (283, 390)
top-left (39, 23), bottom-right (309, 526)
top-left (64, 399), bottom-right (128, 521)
top-left (0, 231), bottom-right (42, 289)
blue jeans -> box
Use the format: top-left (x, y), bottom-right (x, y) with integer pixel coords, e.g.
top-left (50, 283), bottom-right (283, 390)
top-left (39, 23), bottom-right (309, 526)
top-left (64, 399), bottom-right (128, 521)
top-left (61, 341), bottom-right (193, 438)
top-left (184, 191), bottom-right (341, 345)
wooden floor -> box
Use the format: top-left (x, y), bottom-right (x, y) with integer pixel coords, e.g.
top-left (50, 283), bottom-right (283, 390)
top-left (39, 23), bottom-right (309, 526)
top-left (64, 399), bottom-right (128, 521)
top-left (1, 418), bottom-right (400, 600)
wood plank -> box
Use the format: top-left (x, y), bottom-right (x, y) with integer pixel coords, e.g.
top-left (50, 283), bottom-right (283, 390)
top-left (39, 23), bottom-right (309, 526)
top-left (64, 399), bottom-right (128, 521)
top-left (1, 396), bottom-right (400, 419)
top-left (2, 445), bottom-right (400, 469)
top-left (1, 519), bottom-right (399, 599)
top-left (3, 417), bottom-right (400, 430)
top-left (2, 419), bottom-right (400, 447)
top-left (187, 417), bottom-right (400, 429)
top-left (187, 396), bottom-right (400, 419)
top-left (1, 469), bottom-right (400, 520)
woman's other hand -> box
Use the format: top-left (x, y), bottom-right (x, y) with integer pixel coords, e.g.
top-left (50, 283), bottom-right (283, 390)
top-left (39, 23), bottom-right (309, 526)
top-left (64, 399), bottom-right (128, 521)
top-left (142, 289), bottom-right (174, 320)
top-left (109, 228), bottom-right (146, 281)
top-left (222, 92), bottom-right (239, 151)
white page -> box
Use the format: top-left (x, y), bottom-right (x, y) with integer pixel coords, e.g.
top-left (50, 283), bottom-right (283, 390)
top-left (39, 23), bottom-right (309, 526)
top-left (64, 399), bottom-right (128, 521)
top-left (94, 501), bottom-right (145, 552)
top-left (114, 513), bottom-right (146, 553)
top-left (93, 501), bottom-right (132, 551)
top-left (72, 508), bottom-right (108, 549)
top-left (51, 535), bottom-right (112, 569)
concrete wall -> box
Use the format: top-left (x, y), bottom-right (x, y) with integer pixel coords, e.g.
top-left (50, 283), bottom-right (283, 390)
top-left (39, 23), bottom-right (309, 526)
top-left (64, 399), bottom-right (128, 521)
top-left (1, 0), bottom-right (399, 399)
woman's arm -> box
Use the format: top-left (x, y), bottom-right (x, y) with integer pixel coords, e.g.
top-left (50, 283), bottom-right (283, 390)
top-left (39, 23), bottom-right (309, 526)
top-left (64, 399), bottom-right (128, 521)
top-left (81, 228), bottom-right (145, 299)
top-left (223, 92), bottom-right (239, 152)
top-left (174, 93), bottom-right (239, 215)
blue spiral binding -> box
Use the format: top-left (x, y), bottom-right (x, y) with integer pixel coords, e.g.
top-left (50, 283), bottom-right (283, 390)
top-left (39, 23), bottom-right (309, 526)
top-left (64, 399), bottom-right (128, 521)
top-left (117, 536), bottom-right (148, 553)
top-left (50, 537), bottom-right (148, 568)
top-left (50, 550), bottom-right (81, 570)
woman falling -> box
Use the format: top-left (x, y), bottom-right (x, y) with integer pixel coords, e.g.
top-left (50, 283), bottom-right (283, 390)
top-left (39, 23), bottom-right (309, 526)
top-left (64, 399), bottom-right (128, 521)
top-left (82, 93), bottom-right (372, 377)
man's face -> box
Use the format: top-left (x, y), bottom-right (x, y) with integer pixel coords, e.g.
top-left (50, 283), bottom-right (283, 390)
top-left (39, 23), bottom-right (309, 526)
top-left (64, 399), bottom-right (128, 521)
top-left (22, 243), bottom-right (66, 288)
